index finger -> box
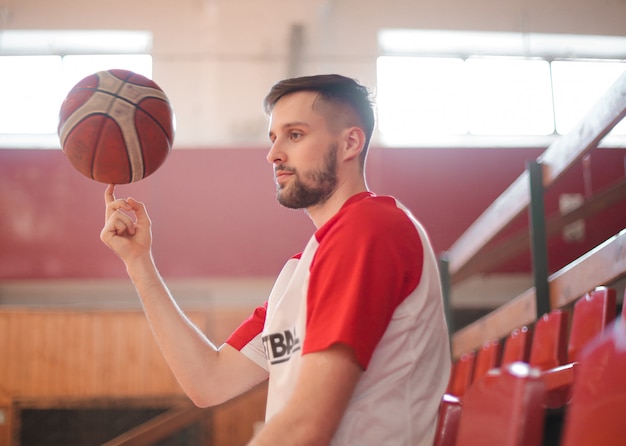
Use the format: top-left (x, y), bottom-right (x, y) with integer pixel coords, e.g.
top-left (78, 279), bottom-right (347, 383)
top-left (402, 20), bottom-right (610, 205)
top-left (105, 184), bottom-right (116, 204)
top-left (104, 184), bottom-right (131, 222)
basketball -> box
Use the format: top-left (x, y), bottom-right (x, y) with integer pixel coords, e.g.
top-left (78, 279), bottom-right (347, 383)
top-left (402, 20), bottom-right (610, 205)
top-left (58, 69), bottom-right (175, 184)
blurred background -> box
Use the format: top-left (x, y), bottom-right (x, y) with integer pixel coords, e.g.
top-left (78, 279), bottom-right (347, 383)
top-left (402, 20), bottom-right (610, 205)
top-left (0, 0), bottom-right (625, 444)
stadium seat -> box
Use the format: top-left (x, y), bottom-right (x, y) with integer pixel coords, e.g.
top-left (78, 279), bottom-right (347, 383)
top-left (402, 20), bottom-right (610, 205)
top-left (568, 287), bottom-right (616, 362)
top-left (560, 320), bottom-right (626, 446)
top-left (434, 393), bottom-right (462, 446)
top-left (528, 309), bottom-right (571, 408)
top-left (529, 309), bottom-right (569, 371)
top-left (541, 288), bottom-right (615, 408)
top-left (501, 326), bottom-right (532, 366)
top-left (447, 351), bottom-right (476, 397)
top-left (539, 362), bottom-right (576, 409)
top-left (472, 339), bottom-right (501, 383)
top-left (456, 362), bottom-right (546, 446)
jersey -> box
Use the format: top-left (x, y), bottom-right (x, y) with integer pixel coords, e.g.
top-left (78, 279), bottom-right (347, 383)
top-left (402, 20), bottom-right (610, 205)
top-left (226, 192), bottom-right (451, 445)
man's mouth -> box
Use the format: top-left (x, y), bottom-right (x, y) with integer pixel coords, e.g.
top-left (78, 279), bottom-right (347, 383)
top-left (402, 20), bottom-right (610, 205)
top-left (274, 168), bottom-right (294, 184)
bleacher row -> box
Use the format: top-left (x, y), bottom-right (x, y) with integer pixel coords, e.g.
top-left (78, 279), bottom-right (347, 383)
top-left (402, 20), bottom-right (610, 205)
top-left (434, 286), bottom-right (626, 446)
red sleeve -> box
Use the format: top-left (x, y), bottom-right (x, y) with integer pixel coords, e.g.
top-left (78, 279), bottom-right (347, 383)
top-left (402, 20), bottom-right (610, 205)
top-left (225, 302), bottom-right (267, 350)
top-left (302, 196), bottom-right (423, 369)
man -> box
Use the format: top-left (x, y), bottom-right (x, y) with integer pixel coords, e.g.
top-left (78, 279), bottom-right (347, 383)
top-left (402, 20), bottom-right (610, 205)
top-left (101, 74), bottom-right (451, 445)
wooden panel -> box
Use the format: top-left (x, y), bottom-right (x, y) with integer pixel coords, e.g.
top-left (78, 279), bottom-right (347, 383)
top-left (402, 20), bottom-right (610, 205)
top-left (212, 384), bottom-right (268, 446)
top-left (0, 307), bottom-right (270, 445)
top-left (0, 310), bottom-right (210, 400)
top-left (452, 229), bottom-right (626, 358)
top-left (205, 307), bottom-right (259, 344)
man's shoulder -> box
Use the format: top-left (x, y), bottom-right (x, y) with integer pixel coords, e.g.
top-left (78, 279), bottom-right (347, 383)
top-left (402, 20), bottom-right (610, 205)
top-left (343, 193), bottom-right (412, 227)
top-left (317, 194), bottom-right (419, 246)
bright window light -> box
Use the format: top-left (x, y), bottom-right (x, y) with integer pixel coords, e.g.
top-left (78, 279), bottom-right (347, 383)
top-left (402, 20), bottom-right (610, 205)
top-left (466, 57), bottom-right (554, 135)
top-left (0, 30), bottom-right (152, 55)
top-left (377, 30), bottom-right (626, 147)
top-left (0, 56), bottom-right (62, 134)
top-left (0, 31), bottom-right (153, 149)
top-left (62, 54), bottom-right (152, 97)
top-left (377, 56), bottom-right (467, 140)
top-left (551, 60), bottom-right (626, 135)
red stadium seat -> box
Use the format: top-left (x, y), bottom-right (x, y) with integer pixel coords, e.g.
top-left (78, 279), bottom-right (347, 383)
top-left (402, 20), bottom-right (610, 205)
top-left (529, 309), bottom-right (570, 408)
top-left (541, 288), bottom-right (616, 408)
top-left (540, 362), bottom-right (577, 409)
top-left (501, 326), bottom-right (532, 366)
top-left (529, 309), bottom-right (569, 371)
top-left (568, 287), bottom-right (616, 362)
top-left (456, 362), bottom-right (546, 446)
top-left (561, 320), bottom-right (626, 446)
top-left (447, 351), bottom-right (476, 397)
top-left (472, 339), bottom-right (501, 384)
top-left (434, 393), bottom-right (462, 446)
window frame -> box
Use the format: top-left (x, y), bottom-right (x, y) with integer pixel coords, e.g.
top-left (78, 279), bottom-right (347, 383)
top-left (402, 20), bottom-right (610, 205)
top-left (376, 30), bottom-right (626, 148)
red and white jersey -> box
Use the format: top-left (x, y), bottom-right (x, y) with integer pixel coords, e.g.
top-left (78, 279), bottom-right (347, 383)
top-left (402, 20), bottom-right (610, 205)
top-left (227, 192), bottom-right (451, 445)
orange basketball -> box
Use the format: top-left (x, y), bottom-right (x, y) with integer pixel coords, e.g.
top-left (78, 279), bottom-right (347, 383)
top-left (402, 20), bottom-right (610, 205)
top-left (58, 69), bottom-right (175, 184)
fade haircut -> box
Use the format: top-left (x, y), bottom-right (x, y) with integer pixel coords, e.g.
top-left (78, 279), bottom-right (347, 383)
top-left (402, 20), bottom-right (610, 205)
top-left (263, 74), bottom-right (376, 166)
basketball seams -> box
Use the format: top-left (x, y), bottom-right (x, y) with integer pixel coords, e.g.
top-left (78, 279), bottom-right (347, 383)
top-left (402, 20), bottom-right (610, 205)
top-left (110, 70), bottom-right (173, 144)
top-left (97, 71), bottom-right (172, 182)
top-left (117, 81), bottom-right (174, 145)
top-left (59, 90), bottom-right (115, 147)
top-left (134, 98), bottom-right (174, 144)
top-left (108, 99), bottom-right (143, 183)
top-left (106, 72), bottom-right (152, 182)
top-left (60, 80), bottom-right (134, 182)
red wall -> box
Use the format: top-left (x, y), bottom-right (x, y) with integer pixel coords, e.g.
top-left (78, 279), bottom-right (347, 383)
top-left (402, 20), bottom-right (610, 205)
top-left (1, 146), bottom-right (624, 280)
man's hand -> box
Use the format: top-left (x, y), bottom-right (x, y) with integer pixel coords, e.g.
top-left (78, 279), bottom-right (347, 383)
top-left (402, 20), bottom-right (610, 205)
top-left (100, 184), bottom-right (152, 264)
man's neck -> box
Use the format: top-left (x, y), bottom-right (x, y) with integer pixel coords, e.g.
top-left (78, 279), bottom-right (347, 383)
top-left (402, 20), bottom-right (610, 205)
top-left (306, 178), bottom-right (368, 229)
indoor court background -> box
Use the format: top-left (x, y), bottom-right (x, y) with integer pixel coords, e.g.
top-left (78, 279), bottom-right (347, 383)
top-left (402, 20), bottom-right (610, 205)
top-left (0, 0), bottom-right (625, 445)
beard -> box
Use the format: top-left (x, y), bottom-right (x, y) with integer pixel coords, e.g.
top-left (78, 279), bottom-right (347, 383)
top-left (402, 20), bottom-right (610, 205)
top-left (275, 142), bottom-right (338, 209)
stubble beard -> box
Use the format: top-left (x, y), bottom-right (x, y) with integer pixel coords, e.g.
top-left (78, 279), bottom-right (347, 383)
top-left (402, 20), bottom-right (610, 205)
top-left (275, 142), bottom-right (338, 210)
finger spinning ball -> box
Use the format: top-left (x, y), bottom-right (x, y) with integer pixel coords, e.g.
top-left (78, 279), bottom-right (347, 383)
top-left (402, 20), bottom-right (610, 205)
top-left (58, 69), bottom-right (175, 184)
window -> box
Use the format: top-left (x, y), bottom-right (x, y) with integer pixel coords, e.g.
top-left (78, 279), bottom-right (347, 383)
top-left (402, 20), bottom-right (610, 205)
top-left (551, 60), bottom-right (626, 135)
top-left (376, 57), bottom-right (467, 137)
top-left (377, 30), bottom-right (626, 147)
top-left (0, 31), bottom-right (152, 148)
top-left (465, 57), bottom-right (554, 136)
top-left (0, 56), bottom-right (62, 135)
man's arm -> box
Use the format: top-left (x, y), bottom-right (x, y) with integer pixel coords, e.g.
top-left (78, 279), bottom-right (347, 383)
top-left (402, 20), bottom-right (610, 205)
top-left (101, 185), bottom-right (268, 407)
top-left (249, 343), bottom-right (362, 445)
top-left (125, 255), bottom-right (268, 406)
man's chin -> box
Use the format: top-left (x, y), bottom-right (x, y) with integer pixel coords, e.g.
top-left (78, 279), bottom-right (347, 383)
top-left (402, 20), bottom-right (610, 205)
top-left (277, 195), bottom-right (300, 210)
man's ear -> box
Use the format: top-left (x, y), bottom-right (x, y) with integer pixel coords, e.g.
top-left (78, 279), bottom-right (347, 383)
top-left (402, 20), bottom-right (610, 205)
top-left (341, 126), bottom-right (366, 161)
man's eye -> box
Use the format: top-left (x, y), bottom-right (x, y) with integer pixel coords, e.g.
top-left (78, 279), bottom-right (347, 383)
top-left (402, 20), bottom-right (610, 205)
top-left (290, 132), bottom-right (302, 140)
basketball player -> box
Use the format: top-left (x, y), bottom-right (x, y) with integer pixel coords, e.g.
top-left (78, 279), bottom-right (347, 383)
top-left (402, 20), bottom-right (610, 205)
top-left (101, 74), bottom-right (451, 445)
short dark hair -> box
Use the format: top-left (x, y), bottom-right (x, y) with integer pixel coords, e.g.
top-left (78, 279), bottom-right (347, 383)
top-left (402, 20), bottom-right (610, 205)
top-left (263, 74), bottom-right (375, 162)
